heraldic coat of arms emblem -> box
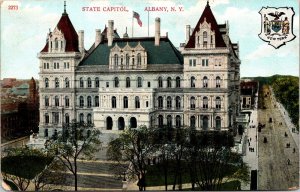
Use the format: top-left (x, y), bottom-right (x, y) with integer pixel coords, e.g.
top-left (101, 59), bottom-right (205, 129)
top-left (259, 7), bottom-right (296, 48)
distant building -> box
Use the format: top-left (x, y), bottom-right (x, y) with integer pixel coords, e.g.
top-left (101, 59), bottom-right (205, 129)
top-left (240, 81), bottom-right (258, 109)
top-left (38, 2), bottom-right (240, 139)
top-left (1, 78), bottom-right (39, 142)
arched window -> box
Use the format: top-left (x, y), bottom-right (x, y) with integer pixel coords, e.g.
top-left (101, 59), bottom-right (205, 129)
top-left (175, 96), bottom-right (181, 109)
top-left (65, 78), bottom-right (70, 88)
top-left (124, 96), bottom-right (128, 108)
top-left (79, 96), bottom-right (84, 107)
top-left (158, 115), bottom-right (163, 128)
top-left (95, 77), bottom-right (100, 88)
top-left (176, 76), bottom-right (181, 88)
top-left (114, 54), bottom-right (118, 66)
top-left (126, 77), bottom-right (131, 88)
top-left (79, 77), bottom-right (84, 88)
top-left (158, 77), bottom-right (163, 88)
top-left (167, 115), bottom-right (172, 128)
top-left (95, 96), bottom-right (99, 107)
top-left (176, 115), bottom-right (181, 128)
top-left (216, 116), bottom-right (221, 130)
top-left (45, 78), bottom-right (49, 88)
top-left (114, 77), bottom-right (119, 87)
top-left (190, 116), bottom-right (196, 128)
top-left (53, 112), bottom-right (59, 124)
top-left (135, 96), bottom-right (140, 108)
top-left (126, 54), bottom-right (130, 67)
top-left (87, 96), bottom-right (92, 108)
top-left (79, 113), bottom-right (84, 124)
top-left (65, 96), bottom-right (69, 107)
top-left (130, 117), bottom-right (137, 128)
top-left (216, 76), bottom-right (221, 88)
top-left (137, 77), bottom-right (142, 88)
top-left (167, 77), bottom-right (172, 88)
top-left (55, 96), bottom-right (59, 106)
top-left (158, 96), bottom-right (163, 109)
top-left (45, 96), bottom-right (49, 107)
top-left (167, 96), bottom-right (172, 109)
top-left (112, 96), bottom-right (117, 108)
top-left (55, 78), bottom-right (59, 88)
top-left (216, 96), bottom-right (221, 109)
top-left (191, 76), bottom-right (195, 88)
top-left (203, 31), bottom-right (207, 38)
top-left (203, 96), bottom-right (208, 109)
top-left (87, 77), bottom-right (92, 88)
top-left (190, 96), bottom-right (195, 110)
top-left (106, 116), bottom-right (113, 130)
top-left (45, 113), bottom-right (49, 124)
top-left (137, 53), bottom-right (142, 66)
top-left (118, 117), bottom-right (125, 130)
top-left (87, 114), bottom-right (92, 124)
top-left (120, 55), bottom-right (124, 66)
top-left (203, 76), bottom-right (208, 88)
top-left (64, 113), bottom-right (69, 124)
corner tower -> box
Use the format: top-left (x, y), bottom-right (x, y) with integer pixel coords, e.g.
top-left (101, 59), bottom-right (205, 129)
top-left (38, 2), bottom-right (84, 138)
top-left (182, 2), bottom-right (240, 133)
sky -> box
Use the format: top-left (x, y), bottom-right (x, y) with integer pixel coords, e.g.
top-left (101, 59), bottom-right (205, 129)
top-left (1, 0), bottom-right (299, 79)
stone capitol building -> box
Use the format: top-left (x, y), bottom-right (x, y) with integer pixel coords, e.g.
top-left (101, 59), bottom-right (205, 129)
top-left (37, 2), bottom-right (241, 139)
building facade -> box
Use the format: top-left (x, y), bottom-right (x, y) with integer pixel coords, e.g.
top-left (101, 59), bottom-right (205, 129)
top-left (38, 2), bottom-right (240, 138)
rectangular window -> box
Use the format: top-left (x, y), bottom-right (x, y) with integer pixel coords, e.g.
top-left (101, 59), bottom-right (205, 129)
top-left (44, 63), bottom-right (46, 69)
top-left (54, 62), bottom-right (56, 69)
top-left (146, 101), bottom-right (149, 108)
top-left (106, 82), bottom-right (109, 87)
top-left (193, 59), bottom-right (196, 67)
top-left (189, 59), bottom-right (192, 66)
top-left (148, 82), bottom-right (151, 87)
top-left (47, 63), bottom-right (49, 69)
top-left (202, 59), bottom-right (208, 66)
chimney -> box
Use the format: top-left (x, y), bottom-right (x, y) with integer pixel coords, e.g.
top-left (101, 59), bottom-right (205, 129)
top-left (108, 20), bottom-right (114, 46)
top-left (95, 29), bottom-right (101, 47)
top-left (78, 30), bottom-right (84, 53)
top-left (155, 17), bottom-right (160, 46)
top-left (186, 25), bottom-right (191, 43)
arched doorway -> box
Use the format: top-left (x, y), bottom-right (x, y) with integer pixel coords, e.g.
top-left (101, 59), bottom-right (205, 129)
top-left (118, 117), bottom-right (125, 130)
top-left (203, 116), bottom-right (209, 130)
top-left (130, 117), bottom-right (137, 128)
top-left (106, 116), bottom-right (113, 130)
top-left (190, 116), bottom-right (196, 128)
top-left (216, 116), bottom-right (221, 130)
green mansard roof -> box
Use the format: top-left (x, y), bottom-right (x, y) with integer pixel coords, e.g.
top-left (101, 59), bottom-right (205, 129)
top-left (79, 37), bottom-right (183, 66)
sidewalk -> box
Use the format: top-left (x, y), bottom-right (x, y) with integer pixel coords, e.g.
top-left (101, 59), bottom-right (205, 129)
top-left (241, 97), bottom-right (258, 190)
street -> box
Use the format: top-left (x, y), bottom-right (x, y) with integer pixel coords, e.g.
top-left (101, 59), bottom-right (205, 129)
top-left (257, 85), bottom-right (299, 190)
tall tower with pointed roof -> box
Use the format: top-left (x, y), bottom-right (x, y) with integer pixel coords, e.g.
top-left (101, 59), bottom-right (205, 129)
top-left (38, 2), bottom-right (84, 137)
top-left (182, 2), bottom-right (240, 132)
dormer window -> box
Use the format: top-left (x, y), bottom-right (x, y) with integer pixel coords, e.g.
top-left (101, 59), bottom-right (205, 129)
top-left (55, 38), bottom-right (58, 49)
top-left (114, 54), bottom-right (118, 66)
top-left (137, 53), bottom-right (142, 66)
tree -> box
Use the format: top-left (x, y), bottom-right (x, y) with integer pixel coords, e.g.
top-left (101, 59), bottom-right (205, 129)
top-left (107, 126), bottom-right (154, 191)
top-left (185, 130), bottom-right (249, 190)
top-left (47, 119), bottom-right (102, 191)
top-left (1, 146), bottom-right (53, 191)
top-left (33, 158), bottom-right (67, 191)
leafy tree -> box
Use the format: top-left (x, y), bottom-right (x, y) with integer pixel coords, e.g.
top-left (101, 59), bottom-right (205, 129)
top-left (1, 147), bottom-right (53, 191)
top-left (46, 119), bottom-right (102, 191)
top-left (184, 130), bottom-right (249, 190)
top-left (33, 158), bottom-right (67, 191)
top-left (107, 126), bottom-right (154, 191)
